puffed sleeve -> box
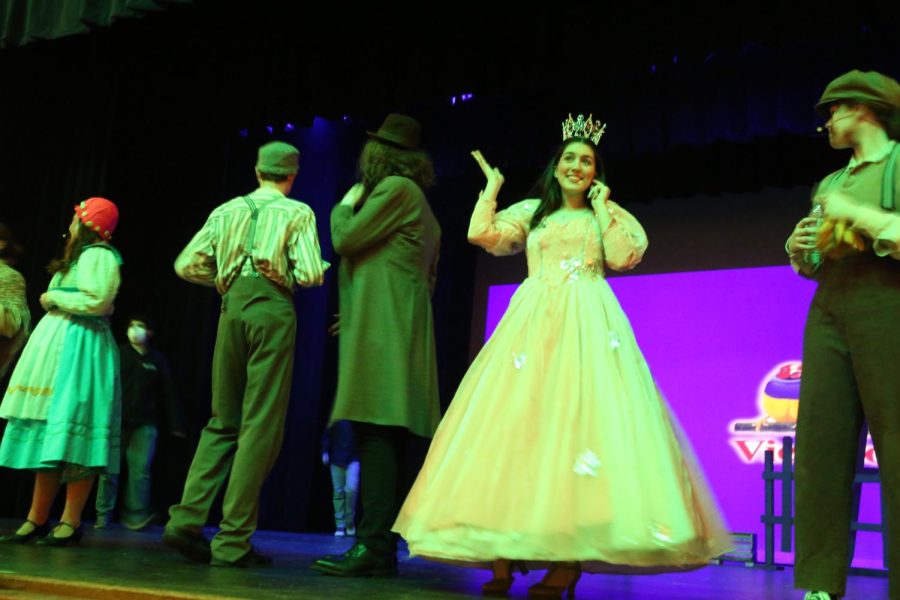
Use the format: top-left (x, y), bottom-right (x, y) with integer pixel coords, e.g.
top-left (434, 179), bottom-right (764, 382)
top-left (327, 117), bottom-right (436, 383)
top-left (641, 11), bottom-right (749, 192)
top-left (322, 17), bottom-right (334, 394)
top-left (601, 200), bottom-right (648, 271)
top-left (44, 246), bottom-right (121, 316)
top-left (467, 197), bottom-right (538, 256)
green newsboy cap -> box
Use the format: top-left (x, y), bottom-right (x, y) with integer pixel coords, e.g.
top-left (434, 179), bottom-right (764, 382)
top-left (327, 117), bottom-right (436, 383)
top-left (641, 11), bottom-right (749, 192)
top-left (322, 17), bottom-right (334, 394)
top-left (815, 70), bottom-right (900, 117)
top-left (256, 141), bottom-right (300, 175)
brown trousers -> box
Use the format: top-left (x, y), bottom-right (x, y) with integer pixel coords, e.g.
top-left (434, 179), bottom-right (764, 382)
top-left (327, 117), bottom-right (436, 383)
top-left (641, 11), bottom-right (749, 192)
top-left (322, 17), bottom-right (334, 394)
top-left (794, 253), bottom-right (900, 599)
top-left (167, 276), bottom-right (296, 563)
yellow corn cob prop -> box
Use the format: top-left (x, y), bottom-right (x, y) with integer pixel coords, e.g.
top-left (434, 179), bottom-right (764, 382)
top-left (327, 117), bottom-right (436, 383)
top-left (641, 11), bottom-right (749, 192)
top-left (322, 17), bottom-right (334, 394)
top-left (815, 218), bottom-right (867, 257)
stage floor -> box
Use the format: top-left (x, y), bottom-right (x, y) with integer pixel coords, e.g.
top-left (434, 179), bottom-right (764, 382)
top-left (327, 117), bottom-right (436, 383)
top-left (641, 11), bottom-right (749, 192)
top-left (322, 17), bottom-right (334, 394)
top-left (0, 520), bottom-right (889, 599)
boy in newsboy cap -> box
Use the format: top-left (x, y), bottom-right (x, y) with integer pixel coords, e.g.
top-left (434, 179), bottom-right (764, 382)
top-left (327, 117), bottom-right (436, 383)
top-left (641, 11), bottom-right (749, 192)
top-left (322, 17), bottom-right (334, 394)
top-left (787, 70), bottom-right (900, 600)
top-left (164, 141), bottom-right (328, 567)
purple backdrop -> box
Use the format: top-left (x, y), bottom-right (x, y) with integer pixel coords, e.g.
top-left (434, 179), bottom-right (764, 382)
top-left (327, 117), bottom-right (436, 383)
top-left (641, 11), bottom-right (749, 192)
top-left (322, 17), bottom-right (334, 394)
top-left (484, 266), bottom-right (883, 567)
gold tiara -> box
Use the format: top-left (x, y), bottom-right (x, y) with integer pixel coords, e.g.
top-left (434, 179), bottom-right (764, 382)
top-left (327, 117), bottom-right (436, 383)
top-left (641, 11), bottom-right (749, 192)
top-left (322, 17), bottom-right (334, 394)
top-left (562, 113), bottom-right (606, 145)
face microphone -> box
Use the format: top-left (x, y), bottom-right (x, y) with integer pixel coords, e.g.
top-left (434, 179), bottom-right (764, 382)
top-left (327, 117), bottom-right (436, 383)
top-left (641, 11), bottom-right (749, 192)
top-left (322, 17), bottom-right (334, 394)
top-left (816, 113), bottom-right (853, 135)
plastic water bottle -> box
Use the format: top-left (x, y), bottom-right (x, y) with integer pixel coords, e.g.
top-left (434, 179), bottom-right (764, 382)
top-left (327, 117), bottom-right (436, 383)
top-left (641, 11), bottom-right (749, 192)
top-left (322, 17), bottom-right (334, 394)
top-left (805, 203), bottom-right (823, 267)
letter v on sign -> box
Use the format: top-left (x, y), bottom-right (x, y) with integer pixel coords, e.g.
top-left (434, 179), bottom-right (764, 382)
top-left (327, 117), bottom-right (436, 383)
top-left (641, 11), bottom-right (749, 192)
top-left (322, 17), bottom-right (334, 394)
top-left (733, 440), bottom-right (765, 462)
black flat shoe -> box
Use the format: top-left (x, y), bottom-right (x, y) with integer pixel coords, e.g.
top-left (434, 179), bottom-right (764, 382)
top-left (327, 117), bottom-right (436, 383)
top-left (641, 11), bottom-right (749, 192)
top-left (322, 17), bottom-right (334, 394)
top-left (0, 520), bottom-right (51, 544)
top-left (210, 546), bottom-right (273, 568)
top-left (162, 525), bottom-right (212, 563)
top-left (36, 522), bottom-right (83, 547)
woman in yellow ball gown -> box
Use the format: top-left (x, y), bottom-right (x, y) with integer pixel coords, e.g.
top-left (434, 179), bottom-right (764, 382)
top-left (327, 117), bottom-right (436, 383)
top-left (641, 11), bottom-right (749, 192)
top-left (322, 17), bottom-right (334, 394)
top-left (394, 116), bottom-right (731, 598)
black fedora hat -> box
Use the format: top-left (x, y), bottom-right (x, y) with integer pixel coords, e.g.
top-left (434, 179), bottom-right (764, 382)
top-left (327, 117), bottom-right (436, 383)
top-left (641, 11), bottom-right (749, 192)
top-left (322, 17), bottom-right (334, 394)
top-left (366, 113), bottom-right (421, 150)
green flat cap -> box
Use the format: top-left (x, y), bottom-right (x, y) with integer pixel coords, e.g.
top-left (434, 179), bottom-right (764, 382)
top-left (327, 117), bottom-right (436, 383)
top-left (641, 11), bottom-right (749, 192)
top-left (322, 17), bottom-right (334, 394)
top-left (257, 141), bottom-right (299, 175)
top-left (815, 70), bottom-right (900, 117)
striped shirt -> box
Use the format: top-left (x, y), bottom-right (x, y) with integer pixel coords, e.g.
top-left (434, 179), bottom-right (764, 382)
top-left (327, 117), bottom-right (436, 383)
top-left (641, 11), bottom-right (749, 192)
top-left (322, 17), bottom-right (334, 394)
top-left (174, 187), bottom-right (329, 294)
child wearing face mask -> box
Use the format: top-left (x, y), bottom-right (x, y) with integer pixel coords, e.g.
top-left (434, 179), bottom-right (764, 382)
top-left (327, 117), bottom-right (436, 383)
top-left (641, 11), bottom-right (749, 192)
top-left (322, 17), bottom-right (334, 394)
top-left (95, 315), bottom-right (184, 531)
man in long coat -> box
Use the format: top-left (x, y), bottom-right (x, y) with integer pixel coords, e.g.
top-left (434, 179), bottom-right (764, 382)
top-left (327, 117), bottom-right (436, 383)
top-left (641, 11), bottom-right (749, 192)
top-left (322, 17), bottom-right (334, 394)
top-left (313, 113), bottom-right (441, 577)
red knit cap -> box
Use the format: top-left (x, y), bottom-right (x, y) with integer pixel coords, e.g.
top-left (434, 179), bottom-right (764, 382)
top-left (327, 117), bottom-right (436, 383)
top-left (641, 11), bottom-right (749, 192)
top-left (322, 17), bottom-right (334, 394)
top-left (73, 197), bottom-right (119, 240)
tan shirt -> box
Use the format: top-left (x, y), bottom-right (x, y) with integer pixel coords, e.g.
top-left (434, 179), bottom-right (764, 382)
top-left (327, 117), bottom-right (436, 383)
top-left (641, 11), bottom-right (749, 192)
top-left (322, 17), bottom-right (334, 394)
top-left (789, 140), bottom-right (899, 275)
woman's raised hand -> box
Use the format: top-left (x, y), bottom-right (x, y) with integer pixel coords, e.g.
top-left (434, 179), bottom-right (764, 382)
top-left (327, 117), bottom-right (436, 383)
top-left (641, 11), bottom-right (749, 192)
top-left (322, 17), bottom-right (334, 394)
top-left (471, 150), bottom-right (505, 199)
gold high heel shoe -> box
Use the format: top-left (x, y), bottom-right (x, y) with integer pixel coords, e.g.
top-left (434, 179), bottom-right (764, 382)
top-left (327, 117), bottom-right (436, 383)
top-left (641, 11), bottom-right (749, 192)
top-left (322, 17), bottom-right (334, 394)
top-left (482, 559), bottom-right (529, 596)
top-left (527, 562), bottom-right (582, 599)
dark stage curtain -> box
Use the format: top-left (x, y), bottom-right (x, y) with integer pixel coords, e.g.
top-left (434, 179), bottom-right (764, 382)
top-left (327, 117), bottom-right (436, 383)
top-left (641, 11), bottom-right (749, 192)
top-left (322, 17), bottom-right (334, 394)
top-left (1, 0), bottom-right (191, 47)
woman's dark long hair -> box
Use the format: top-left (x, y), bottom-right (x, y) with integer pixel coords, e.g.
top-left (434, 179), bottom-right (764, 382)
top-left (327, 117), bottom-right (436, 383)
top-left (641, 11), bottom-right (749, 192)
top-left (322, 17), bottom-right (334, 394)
top-left (48, 219), bottom-right (103, 275)
top-left (358, 139), bottom-right (436, 195)
top-left (528, 136), bottom-right (606, 230)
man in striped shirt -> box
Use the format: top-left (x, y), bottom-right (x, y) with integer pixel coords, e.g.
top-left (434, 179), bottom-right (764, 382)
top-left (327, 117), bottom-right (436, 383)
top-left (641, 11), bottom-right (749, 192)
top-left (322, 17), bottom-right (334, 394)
top-left (163, 141), bottom-right (328, 568)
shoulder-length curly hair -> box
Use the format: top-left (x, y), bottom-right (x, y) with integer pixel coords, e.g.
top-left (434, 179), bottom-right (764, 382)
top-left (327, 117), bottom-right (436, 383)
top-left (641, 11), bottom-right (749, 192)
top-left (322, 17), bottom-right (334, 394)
top-left (358, 140), bottom-right (436, 194)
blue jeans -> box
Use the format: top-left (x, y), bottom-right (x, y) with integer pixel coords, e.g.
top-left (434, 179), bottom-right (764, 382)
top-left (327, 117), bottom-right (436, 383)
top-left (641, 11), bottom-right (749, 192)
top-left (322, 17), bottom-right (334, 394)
top-left (330, 461), bottom-right (359, 528)
top-left (96, 424), bottom-right (158, 524)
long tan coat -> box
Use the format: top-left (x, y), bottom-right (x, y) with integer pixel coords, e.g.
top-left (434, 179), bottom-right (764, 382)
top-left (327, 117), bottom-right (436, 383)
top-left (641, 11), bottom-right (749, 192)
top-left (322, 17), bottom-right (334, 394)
top-left (329, 176), bottom-right (441, 438)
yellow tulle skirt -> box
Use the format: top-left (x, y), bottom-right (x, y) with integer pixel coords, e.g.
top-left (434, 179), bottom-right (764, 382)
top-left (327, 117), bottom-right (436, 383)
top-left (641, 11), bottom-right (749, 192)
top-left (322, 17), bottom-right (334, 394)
top-left (393, 276), bottom-right (732, 573)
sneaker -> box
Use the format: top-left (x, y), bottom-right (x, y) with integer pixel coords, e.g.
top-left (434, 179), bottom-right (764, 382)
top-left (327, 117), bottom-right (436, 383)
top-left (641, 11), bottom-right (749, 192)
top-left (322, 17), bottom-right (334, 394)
top-left (122, 512), bottom-right (157, 531)
top-left (94, 514), bottom-right (110, 530)
top-left (804, 592), bottom-right (842, 600)
top-left (346, 526), bottom-right (356, 536)
top-left (334, 527), bottom-right (346, 537)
